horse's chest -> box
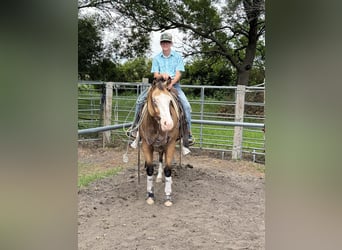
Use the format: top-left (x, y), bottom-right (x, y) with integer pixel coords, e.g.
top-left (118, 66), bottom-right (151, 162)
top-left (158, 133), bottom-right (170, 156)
top-left (151, 134), bottom-right (170, 149)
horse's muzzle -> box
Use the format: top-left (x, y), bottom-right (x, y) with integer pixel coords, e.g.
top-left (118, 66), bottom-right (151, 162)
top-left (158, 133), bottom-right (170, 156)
top-left (160, 119), bottom-right (174, 131)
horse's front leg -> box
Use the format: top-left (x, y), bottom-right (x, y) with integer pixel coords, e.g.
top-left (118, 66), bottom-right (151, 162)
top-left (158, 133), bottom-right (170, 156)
top-left (142, 142), bottom-right (154, 205)
top-left (164, 141), bottom-right (176, 207)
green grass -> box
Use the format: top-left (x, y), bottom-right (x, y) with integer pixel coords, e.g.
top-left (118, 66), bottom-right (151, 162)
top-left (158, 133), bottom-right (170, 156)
top-left (191, 125), bottom-right (264, 152)
top-left (78, 164), bottom-right (123, 188)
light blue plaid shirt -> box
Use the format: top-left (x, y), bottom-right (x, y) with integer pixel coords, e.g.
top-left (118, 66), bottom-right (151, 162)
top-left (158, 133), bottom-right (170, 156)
top-left (151, 50), bottom-right (185, 82)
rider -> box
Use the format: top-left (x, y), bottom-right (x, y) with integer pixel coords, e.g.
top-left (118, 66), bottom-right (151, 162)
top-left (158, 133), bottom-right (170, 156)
top-left (128, 32), bottom-right (194, 150)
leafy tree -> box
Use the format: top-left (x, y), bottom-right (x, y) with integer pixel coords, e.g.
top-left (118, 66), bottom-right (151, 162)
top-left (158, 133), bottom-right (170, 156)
top-left (89, 58), bottom-right (118, 81)
top-left (78, 16), bottom-right (104, 79)
top-left (78, 0), bottom-right (265, 86)
top-left (78, 1), bottom-right (151, 60)
top-left (116, 58), bottom-right (152, 82)
top-left (181, 56), bottom-right (235, 97)
top-left (183, 57), bottom-right (234, 85)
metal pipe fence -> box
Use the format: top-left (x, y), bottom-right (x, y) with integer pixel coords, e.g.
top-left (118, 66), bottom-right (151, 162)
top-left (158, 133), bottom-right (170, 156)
top-left (78, 81), bottom-right (265, 163)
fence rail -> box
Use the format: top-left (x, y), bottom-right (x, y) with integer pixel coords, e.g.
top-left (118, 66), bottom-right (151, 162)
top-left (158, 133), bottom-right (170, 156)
top-left (78, 80), bottom-right (265, 163)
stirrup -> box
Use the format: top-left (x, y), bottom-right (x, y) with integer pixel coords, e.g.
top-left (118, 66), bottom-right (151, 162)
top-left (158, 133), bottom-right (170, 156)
top-left (188, 135), bottom-right (195, 146)
top-left (182, 146), bottom-right (191, 156)
top-left (130, 138), bottom-right (139, 149)
top-left (126, 129), bottom-right (137, 139)
top-left (129, 131), bottom-right (140, 149)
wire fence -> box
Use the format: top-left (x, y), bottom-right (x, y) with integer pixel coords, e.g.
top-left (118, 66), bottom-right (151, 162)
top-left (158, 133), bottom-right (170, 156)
top-left (78, 81), bottom-right (265, 163)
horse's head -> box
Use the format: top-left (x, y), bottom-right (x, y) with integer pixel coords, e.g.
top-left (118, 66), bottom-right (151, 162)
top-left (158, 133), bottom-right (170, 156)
top-left (147, 77), bottom-right (174, 132)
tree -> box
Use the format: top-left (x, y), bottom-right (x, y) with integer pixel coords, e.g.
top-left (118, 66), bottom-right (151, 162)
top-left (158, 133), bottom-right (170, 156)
top-left (117, 58), bottom-right (152, 82)
top-left (180, 56), bottom-right (235, 97)
top-left (78, 16), bottom-right (104, 79)
top-left (78, 1), bottom-right (151, 60)
top-left (78, 0), bottom-right (265, 86)
top-left (89, 58), bottom-right (118, 81)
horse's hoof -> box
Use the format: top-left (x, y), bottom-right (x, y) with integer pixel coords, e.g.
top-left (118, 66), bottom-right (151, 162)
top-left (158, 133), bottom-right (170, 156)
top-left (146, 197), bottom-right (154, 205)
top-left (164, 200), bottom-right (173, 207)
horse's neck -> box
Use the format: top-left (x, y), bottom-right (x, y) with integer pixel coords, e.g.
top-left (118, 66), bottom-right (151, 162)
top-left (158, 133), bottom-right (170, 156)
top-left (146, 113), bottom-right (159, 126)
top-left (170, 104), bottom-right (178, 123)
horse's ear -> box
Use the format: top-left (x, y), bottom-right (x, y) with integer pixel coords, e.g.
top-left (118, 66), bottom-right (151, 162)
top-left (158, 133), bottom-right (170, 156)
top-left (154, 75), bottom-right (163, 80)
top-left (153, 76), bottom-right (162, 86)
top-left (152, 77), bottom-right (158, 86)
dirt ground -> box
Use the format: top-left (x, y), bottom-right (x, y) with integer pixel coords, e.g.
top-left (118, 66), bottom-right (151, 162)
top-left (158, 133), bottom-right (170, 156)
top-left (78, 144), bottom-right (265, 250)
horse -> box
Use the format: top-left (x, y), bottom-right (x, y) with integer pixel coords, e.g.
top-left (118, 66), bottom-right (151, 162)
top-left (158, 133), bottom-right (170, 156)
top-left (138, 77), bottom-right (181, 207)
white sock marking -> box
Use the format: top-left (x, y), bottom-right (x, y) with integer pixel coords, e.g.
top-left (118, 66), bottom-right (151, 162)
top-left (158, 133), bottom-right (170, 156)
top-left (165, 177), bottom-right (172, 196)
top-left (147, 176), bottom-right (153, 193)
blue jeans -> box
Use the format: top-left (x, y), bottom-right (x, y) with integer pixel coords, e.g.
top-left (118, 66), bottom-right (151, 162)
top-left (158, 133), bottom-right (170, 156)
top-left (133, 83), bottom-right (192, 132)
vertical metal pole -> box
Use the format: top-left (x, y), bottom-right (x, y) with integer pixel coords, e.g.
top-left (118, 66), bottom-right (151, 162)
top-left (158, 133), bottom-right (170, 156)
top-left (199, 87), bottom-right (205, 148)
top-left (138, 139), bottom-right (141, 184)
top-left (179, 139), bottom-right (182, 167)
top-left (114, 84), bottom-right (118, 125)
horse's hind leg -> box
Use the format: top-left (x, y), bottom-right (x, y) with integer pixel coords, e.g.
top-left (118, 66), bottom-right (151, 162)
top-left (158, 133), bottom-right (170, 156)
top-left (156, 151), bottom-right (164, 183)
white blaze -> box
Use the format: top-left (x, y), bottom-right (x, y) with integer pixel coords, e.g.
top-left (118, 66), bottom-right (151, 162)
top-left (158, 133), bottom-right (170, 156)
top-left (155, 93), bottom-right (173, 131)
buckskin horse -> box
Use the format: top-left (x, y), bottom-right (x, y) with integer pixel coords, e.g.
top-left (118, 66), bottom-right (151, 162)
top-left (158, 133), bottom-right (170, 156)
top-left (137, 77), bottom-right (185, 207)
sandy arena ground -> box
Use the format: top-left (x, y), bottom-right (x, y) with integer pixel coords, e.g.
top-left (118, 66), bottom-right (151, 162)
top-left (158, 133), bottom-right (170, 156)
top-left (78, 145), bottom-right (265, 250)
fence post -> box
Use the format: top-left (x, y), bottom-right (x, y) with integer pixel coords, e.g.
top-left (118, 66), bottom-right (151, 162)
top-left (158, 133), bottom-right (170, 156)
top-left (140, 78), bottom-right (149, 96)
top-left (232, 85), bottom-right (246, 160)
top-left (103, 82), bottom-right (113, 146)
